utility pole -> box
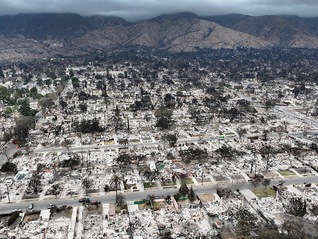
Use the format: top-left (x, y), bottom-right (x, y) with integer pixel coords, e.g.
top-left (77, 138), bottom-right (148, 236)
top-left (4, 178), bottom-right (13, 203)
top-left (79, 133), bottom-right (83, 165)
top-left (201, 170), bottom-right (204, 185)
top-left (6, 185), bottom-right (10, 203)
top-left (127, 210), bottom-right (134, 239)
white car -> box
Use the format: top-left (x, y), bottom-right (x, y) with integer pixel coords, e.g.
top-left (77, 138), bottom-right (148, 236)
top-left (12, 209), bottom-right (22, 212)
top-left (28, 204), bottom-right (34, 209)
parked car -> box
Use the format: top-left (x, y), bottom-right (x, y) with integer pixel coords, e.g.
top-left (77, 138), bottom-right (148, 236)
top-left (28, 203), bottom-right (34, 209)
top-left (12, 209), bottom-right (22, 212)
top-left (47, 204), bottom-right (57, 209)
top-left (78, 197), bottom-right (90, 203)
top-left (90, 200), bottom-right (101, 205)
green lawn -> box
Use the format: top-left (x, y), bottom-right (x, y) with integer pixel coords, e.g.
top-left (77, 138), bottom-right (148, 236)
top-left (144, 182), bottom-right (157, 188)
top-left (48, 152), bottom-right (57, 155)
top-left (279, 170), bottom-right (296, 177)
top-left (182, 178), bottom-right (194, 185)
top-left (252, 187), bottom-right (276, 198)
top-left (161, 181), bottom-right (176, 186)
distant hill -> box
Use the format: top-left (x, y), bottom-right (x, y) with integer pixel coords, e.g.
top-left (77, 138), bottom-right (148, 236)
top-left (1, 12), bottom-right (318, 61)
top-left (204, 14), bottom-right (318, 48)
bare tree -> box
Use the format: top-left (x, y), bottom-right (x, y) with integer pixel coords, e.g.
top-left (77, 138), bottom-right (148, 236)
top-left (281, 220), bottom-right (309, 238)
top-left (236, 127), bottom-right (247, 140)
top-left (309, 203), bottom-right (318, 216)
top-left (51, 184), bottom-right (62, 198)
top-left (5, 185), bottom-right (11, 203)
top-left (82, 177), bottom-right (93, 196)
top-left (62, 138), bottom-right (72, 151)
top-left (259, 143), bottom-right (274, 172)
top-left (28, 173), bottom-right (42, 195)
top-left (262, 178), bottom-right (271, 188)
top-left (250, 178), bottom-right (260, 188)
top-left (231, 207), bottom-right (257, 238)
top-left (284, 197), bottom-right (307, 217)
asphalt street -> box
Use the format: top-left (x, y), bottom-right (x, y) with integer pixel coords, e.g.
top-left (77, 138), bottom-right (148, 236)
top-left (0, 174), bottom-right (317, 215)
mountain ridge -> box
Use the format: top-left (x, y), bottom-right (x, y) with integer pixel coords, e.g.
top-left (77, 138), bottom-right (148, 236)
top-left (1, 12), bottom-right (318, 61)
top-left (204, 13), bottom-right (318, 48)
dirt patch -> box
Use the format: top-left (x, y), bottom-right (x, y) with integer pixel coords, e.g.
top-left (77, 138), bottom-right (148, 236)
top-left (197, 193), bottom-right (215, 203)
top-left (213, 175), bottom-right (229, 181)
top-left (263, 170), bottom-right (280, 179)
top-left (23, 213), bottom-right (40, 222)
top-left (84, 205), bottom-right (103, 215)
top-left (51, 206), bottom-right (73, 219)
top-left (195, 177), bottom-right (211, 184)
top-left (138, 203), bottom-right (151, 210)
top-left (154, 201), bottom-right (166, 211)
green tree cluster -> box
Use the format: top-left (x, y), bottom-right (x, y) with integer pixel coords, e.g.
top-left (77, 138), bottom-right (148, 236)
top-left (0, 86), bottom-right (11, 103)
top-left (162, 133), bottom-right (178, 147)
top-left (0, 162), bottom-right (17, 174)
top-left (14, 116), bottom-right (35, 142)
top-left (59, 156), bottom-right (80, 169)
top-left (179, 147), bottom-right (208, 164)
top-left (73, 119), bottom-right (104, 133)
top-left (174, 182), bottom-right (196, 202)
top-left (18, 100), bottom-right (37, 117)
top-left (71, 77), bottom-right (80, 88)
top-left (155, 107), bottom-right (173, 130)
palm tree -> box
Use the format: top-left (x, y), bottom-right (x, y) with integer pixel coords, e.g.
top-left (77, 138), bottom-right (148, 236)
top-left (148, 194), bottom-right (156, 212)
top-left (110, 174), bottom-right (122, 203)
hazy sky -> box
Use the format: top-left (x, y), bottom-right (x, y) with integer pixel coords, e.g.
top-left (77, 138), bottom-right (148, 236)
top-left (1, 0), bottom-right (318, 21)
